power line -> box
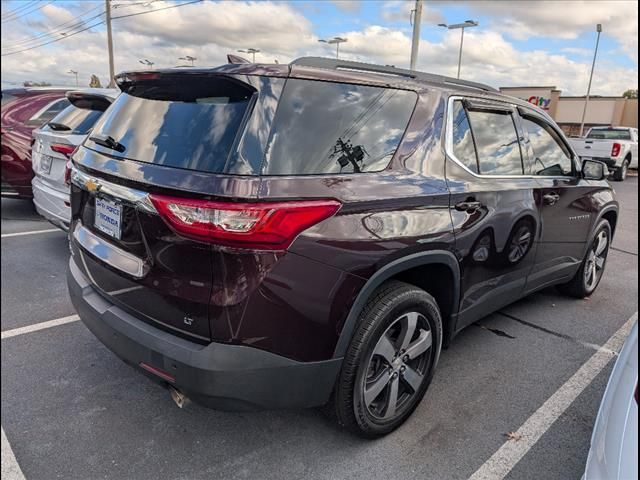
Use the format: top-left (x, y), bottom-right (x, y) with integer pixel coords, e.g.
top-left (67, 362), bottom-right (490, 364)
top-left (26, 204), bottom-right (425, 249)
top-left (1, 1), bottom-right (54, 24)
top-left (111, 0), bottom-right (202, 19)
top-left (1, 19), bottom-right (105, 56)
top-left (1, 0), bottom-right (40, 20)
top-left (2, 6), bottom-right (104, 50)
top-left (0, 0), bottom-right (203, 56)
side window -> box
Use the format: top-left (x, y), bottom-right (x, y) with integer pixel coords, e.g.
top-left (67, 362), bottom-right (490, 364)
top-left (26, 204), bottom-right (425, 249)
top-left (466, 109), bottom-right (524, 175)
top-left (26, 98), bottom-right (70, 126)
top-left (521, 117), bottom-right (573, 176)
top-left (263, 79), bottom-right (417, 175)
top-left (451, 100), bottom-right (479, 173)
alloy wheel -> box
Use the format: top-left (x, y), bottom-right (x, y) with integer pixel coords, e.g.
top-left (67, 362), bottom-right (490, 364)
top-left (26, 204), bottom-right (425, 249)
top-left (584, 229), bottom-right (609, 291)
top-left (362, 312), bottom-right (432, 420)
top-left (507, 225), bottom-right (533, 263)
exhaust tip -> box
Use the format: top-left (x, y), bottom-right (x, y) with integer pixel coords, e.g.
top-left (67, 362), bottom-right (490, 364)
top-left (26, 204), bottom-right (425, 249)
top-left (168, 385), bottom-right (190, 409)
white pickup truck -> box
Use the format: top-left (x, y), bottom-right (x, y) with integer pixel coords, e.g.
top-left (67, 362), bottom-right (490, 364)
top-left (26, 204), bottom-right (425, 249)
top-left (570, 126), bottom-right (638, 181)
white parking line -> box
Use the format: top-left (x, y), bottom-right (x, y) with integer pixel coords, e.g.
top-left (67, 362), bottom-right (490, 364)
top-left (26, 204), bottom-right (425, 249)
top-left (1, 228), bottom-right (62, 238)
top-left (1, 315), bottom-right (80, 340)
top-left (469, 311), bottom-right (637, 480)
top-left (1, 426), bottom-right (26, 480)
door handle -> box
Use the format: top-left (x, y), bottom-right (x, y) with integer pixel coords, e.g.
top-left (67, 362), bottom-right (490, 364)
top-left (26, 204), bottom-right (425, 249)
top-left (543, 192), bottom-right (560, 206)
top-left (455, 200), bottom-right (483, 212)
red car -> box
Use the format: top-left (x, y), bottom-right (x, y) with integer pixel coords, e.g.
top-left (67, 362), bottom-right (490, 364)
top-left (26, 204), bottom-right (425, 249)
top-left (1, 87), bottom-right (71, 198)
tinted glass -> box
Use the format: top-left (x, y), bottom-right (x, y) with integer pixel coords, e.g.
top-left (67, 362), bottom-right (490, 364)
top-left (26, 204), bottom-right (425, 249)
top-left (586, 129), bottom-right (631, 140)
top-left (522, 118), bottom-right (573, 176)
top-left (46, 104), bottom-right (104, 135)
top-left (264, 79), bottom-right (416, 175)
top-left (467, 110), bottom-right (523, 175)
top-left (451, 100), bottom-right (478, 173)
top-left (87, 75), bottom-right (254, 173)
top-left (1, 92), bottom-right (17, 106)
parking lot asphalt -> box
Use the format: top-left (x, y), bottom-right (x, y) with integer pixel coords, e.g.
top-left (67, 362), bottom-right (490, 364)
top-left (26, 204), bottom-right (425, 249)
top-left (1, 176), bottom-right (638, 480)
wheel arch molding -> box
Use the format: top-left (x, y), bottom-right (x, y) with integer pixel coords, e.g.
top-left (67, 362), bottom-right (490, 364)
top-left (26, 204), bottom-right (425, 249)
top-left (332, 250), bottom-right (461, 358)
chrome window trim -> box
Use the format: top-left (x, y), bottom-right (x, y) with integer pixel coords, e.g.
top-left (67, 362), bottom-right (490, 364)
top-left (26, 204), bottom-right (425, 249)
top-left (445, 95), bottom-right (578, 180)
top-left (70, 166), bottom-right (157, 213)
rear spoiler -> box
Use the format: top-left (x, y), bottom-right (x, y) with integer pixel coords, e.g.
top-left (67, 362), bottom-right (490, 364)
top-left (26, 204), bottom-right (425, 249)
top-left (66, 89), bottom-right (119, 111)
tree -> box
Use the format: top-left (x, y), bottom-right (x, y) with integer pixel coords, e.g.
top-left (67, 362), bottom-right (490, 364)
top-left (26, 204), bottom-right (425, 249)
top-left (622, 89), bottom-right (638, 99)
top-left (89, 74), bottom-right (102, 88)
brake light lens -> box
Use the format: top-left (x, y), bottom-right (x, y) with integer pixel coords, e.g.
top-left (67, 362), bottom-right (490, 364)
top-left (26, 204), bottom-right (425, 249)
top-left (64, 161), bottom-right (72, 186)
top-left (611, 143), bottom-right (621, 157)
top-left (51, 143), bottom-right (77, 159)
top-left (149, 195), bottom-right (341, 250)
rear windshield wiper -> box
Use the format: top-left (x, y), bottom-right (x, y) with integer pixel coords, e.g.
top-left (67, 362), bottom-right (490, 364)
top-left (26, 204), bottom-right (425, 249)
top-left (88, 133), bottom-right (126, 153)
top-left (47, 122), bottom-right (71, 131)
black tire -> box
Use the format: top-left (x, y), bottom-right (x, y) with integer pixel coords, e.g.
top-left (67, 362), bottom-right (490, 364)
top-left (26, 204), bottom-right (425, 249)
top-left (613, 158), bottom-right (630, 181)
top-left (558, 219), bottom-right (612, 298)
top-left (331, 280), bottom-right (442, 438)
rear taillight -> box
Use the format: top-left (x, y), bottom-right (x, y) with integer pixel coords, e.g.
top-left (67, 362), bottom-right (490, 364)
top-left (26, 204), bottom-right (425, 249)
top-left (611, 143), bottom-right (621, 157)
top-left (64, 161), bottom-right (72, 186)
top-left (149, 195), bottom-right (341, 250)
top-left (51, 143), bottom-right (78, 159)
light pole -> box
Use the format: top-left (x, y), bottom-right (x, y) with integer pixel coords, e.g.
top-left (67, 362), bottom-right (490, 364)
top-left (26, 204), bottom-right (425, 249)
top-left (438, 20), bottom-right (479, 79)
top-left (237, 48), bottom-right (260, 63)
top-left (68, 69), bottom-right (78, 86)
top-left (139, 59), bottom-right (154, 68)
top-left (179, 55), bottom-right (197, 66)
top-left (579, 24), bottom-right (602, 137)
top-left (318, 37), bottom-right (348, 59)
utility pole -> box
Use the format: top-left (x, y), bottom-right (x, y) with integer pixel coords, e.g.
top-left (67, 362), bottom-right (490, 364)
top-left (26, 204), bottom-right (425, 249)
top-left (409, 0), bottom-right (422, 70)
top-left (105, 0), bottom-right (115, 87)
top-left (579, 24), bottom-right (602, 137)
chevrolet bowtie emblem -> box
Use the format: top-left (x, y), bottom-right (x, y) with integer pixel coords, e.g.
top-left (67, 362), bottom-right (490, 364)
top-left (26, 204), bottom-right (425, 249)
top-left (85, 178), bottom-right (101, 193)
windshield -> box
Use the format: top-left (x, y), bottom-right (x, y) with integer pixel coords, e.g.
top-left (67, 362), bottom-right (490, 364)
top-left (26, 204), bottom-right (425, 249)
top-left (86, 75), bottom-right (255, 174)
top-left (45, 104), bottom-right (104, 135)
top-left (586, 129), bottom-right (631, 140)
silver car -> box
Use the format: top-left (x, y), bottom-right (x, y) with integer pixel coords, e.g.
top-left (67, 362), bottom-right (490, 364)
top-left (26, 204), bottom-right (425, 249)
top-left (31, 88), bottom-right (118, 230)
top-left (584, 320), bottom-right (638, 479)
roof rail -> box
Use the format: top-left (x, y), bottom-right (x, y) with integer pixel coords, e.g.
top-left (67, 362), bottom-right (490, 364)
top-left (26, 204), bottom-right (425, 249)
top-left (289, 57), bottom-right (498, 93)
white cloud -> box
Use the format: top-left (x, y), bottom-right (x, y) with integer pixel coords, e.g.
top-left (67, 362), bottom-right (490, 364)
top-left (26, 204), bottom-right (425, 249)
top-left (381, 0), bottom-right (445, 25)
top-left (0, 0), bottom-right (636, 96)
top-left (459, 1), bottom-right (638, 62)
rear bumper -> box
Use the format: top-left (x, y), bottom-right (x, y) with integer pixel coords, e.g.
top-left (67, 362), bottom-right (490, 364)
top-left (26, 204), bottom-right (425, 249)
top-left (67, 257), bottom-right (342, 411)
top-left (32, 177), bottom-right (70, 231)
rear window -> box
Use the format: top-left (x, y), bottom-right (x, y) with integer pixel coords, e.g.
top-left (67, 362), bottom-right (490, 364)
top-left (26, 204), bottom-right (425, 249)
top-left (586, 129), bottom-right (631, 140)
top-left (264, 79), bottom-right (417, 175)
top-left (86, 75), bottom-right (255, 173)
top-left (45, 104), bottom-right (104, 135)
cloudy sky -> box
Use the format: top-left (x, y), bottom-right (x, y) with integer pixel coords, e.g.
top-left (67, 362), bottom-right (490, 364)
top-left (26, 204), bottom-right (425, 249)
top-left (1, 0), bottom-right (637, 95)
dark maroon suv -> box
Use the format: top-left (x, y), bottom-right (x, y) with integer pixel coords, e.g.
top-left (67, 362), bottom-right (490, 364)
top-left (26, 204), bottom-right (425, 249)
top-left (67, 58), bottom-right (618, 437)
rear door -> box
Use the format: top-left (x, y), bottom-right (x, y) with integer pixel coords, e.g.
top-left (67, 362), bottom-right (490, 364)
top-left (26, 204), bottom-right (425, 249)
top-left (516, 106), bottom-right (595, 291)
top-left (445, 97), bottom-right (540, 328)
top-left (70, 73), bottom-right (281, 342)
top-left (33, 95), bottom-right (115, 192)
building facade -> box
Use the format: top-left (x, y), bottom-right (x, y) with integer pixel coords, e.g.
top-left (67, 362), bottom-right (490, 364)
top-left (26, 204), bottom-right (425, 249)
top-left (499, 86), bottom-right (638, 137)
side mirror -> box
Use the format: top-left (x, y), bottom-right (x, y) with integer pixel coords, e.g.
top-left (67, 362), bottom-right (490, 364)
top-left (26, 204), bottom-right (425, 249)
top-left (582, 159), bottom-right (609, 181)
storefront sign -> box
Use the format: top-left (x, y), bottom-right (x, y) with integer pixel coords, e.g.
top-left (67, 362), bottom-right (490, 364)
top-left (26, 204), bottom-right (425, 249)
top-left (528, 96), bottom-right (552, 110)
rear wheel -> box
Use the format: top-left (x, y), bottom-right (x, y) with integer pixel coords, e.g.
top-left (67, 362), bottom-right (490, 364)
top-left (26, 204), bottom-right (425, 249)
top-left (558, 219), bottom-right (611, 298)
top-left (331, 281), bottom-right (442, 438)
top-left (613, 158), bottom-right (630, 181)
